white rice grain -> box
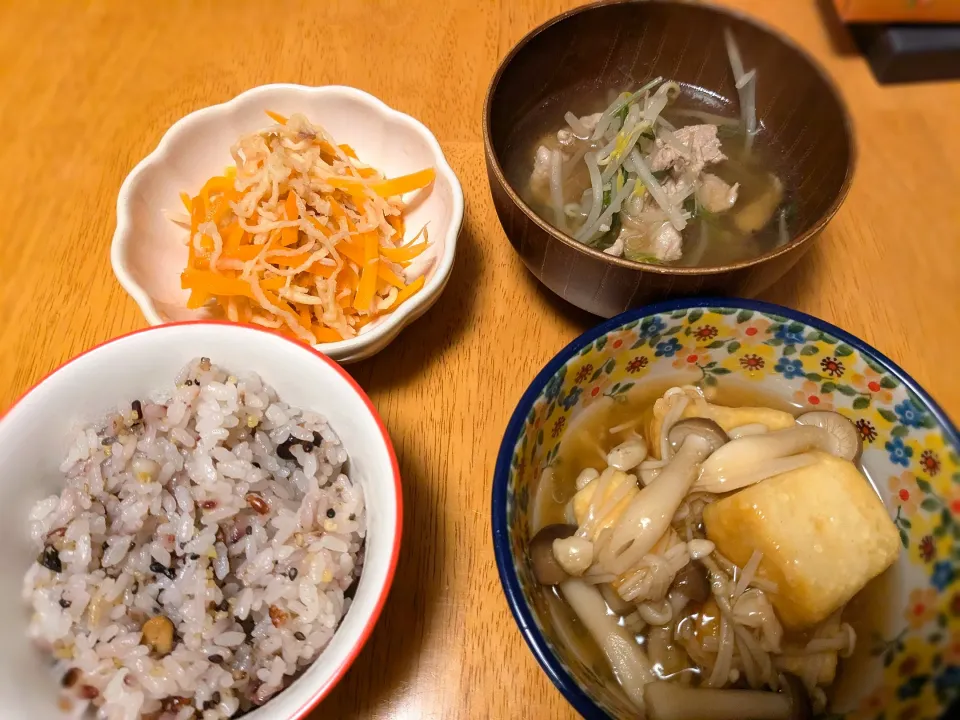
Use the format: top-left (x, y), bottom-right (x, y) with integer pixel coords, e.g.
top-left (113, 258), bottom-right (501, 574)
top-left (22, 358), bottom-right (364, 719)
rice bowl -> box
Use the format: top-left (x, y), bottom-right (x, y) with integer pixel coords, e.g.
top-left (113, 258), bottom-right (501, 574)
top-left (0, 322), bottom-right (401, 720)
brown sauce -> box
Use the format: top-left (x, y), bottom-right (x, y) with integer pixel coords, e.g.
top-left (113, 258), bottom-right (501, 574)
top-left (530, 379), bottom-right (896, 708)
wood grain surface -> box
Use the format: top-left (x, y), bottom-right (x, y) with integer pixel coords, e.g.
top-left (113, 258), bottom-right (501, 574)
top-left (1, 1), bottom-right (958, 718)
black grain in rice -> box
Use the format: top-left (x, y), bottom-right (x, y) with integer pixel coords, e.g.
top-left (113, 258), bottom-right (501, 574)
top-left (24, 358), bottom-right (365, 716)
top-left (276, 439), bottom-right (296, 460)
top-left (62, 668), bottom-right (80, 688)
top-left (150, 560), bottom-right (175, 579)
top-left (39, 547), bottom-right (62, 573)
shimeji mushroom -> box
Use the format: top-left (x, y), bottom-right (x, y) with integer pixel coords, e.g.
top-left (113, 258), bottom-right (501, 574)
top-left (726, 423), bottom-right (769, 439)
top-left (607, 437), bottom-right (649, 471)
top-left (643, 673), bottom-right (812, 720)
top-left (670, 561), bottom-right (710, 604)
top-left (529, 524), bottom-right (577, 585)
top-left (575, 467), bottom-right (600, 491)
top-left (560, 579), bottom-right (656, 709)
top-left (667, 418), bottom-right (730, 453)
top-left (694, 413), bottom-right (863, 494)
top-left (600, 421), bottom-right (727, 576)
top-left (795, 411), bottom-right (862, 464)
top-left (552, 535), bottom-right (595, 577)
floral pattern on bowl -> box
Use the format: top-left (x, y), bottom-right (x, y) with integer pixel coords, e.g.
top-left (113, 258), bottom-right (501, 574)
top-left (492, 299), bottom-right (960, 720)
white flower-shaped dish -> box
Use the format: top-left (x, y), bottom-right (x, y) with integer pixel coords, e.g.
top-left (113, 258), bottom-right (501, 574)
top-left (0, 322), bottom-right (402, 719)
top-left (111, 84), bottom-right (464, 363)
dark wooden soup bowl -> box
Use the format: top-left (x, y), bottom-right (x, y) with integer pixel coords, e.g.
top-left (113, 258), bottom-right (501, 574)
top-left (483, 0), bottom-right (855, 317)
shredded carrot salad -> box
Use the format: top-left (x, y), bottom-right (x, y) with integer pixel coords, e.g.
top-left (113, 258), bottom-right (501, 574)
top-left (177, 111), bottom-right (434, 344)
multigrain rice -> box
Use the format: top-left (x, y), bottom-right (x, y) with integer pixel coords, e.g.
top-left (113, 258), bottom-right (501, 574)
top-left (23, 358), bottom-right (365, 718)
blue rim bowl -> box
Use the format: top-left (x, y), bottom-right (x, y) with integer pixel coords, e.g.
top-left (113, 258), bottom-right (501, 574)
top-left (491, 297), bottom-right (960, 719)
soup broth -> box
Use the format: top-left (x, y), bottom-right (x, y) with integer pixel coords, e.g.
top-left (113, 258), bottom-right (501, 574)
top-left (507, 76), bottom-right (793, 268)
top-left (534, 382), bottom-right (797, 525)
top-left (528, 380), bottom-right (900, 715)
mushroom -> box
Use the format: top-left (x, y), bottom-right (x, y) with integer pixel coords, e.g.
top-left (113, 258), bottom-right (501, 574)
top-left (552, 535), bottom-right (594, 577)
top-left (694, 423), bottom-right (857, 494)
top-left (667, 418), bottom-right (729, 454)
top-left (607, 437), bottom-right (648, 471)
top-left (599, 582), bottom-right (635, 616)
top-left (570, 467), bottom-right (641, 541)
top-left (560, 579), bottom-right (655, 709)
top-left (732, 588), bottom-right (783, 653)
top-left (599, 431), bottom-right (719, 576)
top-left (796, 411), bottom-right (862, 464)
top-left (529, 524), bottom-right (577, 585)
top-left (670, 561), bottom-right (710, 604)
top-left (637, 598), bottom-right (674, 626)
top-left (780, 673), bottom-right (814, 720)
top-left (644, 673), bottom-right (812, 720)
top-left (686, 539), bottom-right (715, 560)
top-left (575, 467), bottom-right (600, 491)
top-left (638, 465), bottom-right (661, 486)
top-left (727, 423), bottom-right (769, 439)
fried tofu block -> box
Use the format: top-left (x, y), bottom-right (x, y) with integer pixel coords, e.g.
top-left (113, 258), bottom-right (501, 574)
top-left (570, 469), bottom-right (638, 539)
top-left (703, 452), bottom-right (900, 630)
top-left (681, 403), bottom-right (795, 435)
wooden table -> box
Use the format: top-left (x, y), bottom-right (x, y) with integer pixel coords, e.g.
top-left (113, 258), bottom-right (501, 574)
top-left (2, 1), bottom-right (959, 717)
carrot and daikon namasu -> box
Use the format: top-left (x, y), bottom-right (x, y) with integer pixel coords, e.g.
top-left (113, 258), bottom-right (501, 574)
top-left (176, 111), bottom-right (435, 344)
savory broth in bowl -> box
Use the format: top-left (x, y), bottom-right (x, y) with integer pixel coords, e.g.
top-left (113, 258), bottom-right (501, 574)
top-left (513, 85), bottom-right (790, 269)
top-left (508, 44), bottom-right (794, 270)
top-left (528, 381), bottom-right (900, 717)
top-left (485, 1), bottom-right (855, 312)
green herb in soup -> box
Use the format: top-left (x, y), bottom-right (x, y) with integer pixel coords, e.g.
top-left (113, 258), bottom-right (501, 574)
top-left (528, 383), bottom-right (901, 716)
top-left (520, 31), bottom-right (791, 268)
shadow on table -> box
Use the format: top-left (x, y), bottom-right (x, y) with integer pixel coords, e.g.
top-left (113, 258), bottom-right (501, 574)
top-left (349, 217), bottom-right (483, 391)
top-left (757, 247), bottom-right (818, 309)
top-left (513, 243), bottom-right (820, 329)
top-left (515, 263), bottom-right (600, 335)
top-left (313, 224), bottom-right (482, 715)
top-left (311, 445), bottom-right (443, 718)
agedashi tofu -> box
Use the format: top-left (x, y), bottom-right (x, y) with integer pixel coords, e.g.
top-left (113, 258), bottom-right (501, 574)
top-left (703, 452), bottom-right (900, 630)
top-left (570, 469), bottom-right (638, 538)
top-left (682, 403), bottom-right (795, 435)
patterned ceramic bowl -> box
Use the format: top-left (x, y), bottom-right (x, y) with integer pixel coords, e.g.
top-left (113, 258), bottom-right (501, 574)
top-left (492, 299), bottom-right (960, 719)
